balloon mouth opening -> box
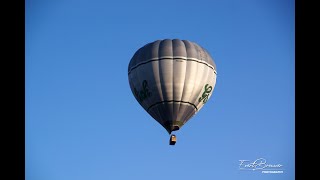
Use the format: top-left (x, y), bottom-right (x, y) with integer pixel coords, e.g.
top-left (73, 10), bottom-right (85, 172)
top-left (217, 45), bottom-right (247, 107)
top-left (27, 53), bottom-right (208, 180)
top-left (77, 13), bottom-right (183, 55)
top-left (165, 125), bottom-right (180, 134)
top-left (172, 125), bottom-right (180, 131)
top-left (163, 121), bottom-right (184, 134)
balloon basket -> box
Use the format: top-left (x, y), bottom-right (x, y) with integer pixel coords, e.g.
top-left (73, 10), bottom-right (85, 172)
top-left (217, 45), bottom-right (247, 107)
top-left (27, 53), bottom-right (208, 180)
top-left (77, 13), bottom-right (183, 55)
top-left (169, 134), bottom-right (177, 145)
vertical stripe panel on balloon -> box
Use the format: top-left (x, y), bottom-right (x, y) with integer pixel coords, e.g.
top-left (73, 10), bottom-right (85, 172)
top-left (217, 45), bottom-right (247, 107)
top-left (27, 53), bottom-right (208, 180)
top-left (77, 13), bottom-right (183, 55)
top-left (177, 40), bottom-right (199, 124)
top-left (158, 40), bottom-right (174, 123)
top-left (182, 43), bottom-right (208, 124)
top-left (140, 43), bottom-right (164, 125)
top-left (172, 39), bottom-right (187, 124)
top-left (149, 41), bottom-right (167, 126)
top-left (152, 40), bottom-right (169, 125)
top-left (179, 40), bottom-right (200, 124)
top-left (133, 47), bottom-right (151, 113)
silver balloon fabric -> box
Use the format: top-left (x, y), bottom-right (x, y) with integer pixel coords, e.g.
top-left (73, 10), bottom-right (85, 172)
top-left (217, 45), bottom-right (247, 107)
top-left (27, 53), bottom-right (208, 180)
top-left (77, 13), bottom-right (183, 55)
top-left (128, 39), bottom-right (217, 134)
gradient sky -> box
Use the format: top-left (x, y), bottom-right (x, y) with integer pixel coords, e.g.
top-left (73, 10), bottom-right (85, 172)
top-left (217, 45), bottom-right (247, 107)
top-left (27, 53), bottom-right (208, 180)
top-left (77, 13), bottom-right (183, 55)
top-left (26, 0), bottom-right (295, 179)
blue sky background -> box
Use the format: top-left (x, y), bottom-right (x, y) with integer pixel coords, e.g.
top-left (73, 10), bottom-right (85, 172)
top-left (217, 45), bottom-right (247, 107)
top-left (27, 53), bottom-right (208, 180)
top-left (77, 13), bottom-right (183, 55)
top-left (26, 0), bottom-right (294, 179)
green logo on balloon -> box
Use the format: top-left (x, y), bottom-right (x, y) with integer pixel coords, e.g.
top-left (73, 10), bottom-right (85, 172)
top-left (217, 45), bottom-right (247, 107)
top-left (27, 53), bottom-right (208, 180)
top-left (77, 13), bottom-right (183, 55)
top-left (134, 80), bottom-right (151, 103)
top-left (199, 84), bottom-right (213, 103)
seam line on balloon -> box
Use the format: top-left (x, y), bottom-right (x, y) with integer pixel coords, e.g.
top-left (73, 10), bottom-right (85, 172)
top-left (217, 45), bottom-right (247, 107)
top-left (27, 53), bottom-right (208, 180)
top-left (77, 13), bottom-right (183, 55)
top-left (146, 100), bottom-right (198, 112)
top-left (128, 57), bottom-right (217, 75)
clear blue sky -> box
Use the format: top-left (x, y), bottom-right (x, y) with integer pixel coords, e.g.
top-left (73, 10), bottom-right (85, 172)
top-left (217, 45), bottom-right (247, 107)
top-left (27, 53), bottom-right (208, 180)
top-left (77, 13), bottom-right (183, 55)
top-left (26, 0), bottom-right (294, 179)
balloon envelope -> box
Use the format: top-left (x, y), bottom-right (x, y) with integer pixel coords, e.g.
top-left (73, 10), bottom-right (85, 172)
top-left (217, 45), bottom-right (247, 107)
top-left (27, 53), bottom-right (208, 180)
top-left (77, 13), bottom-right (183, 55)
top-left (128, 39), bottom-right (217, 134)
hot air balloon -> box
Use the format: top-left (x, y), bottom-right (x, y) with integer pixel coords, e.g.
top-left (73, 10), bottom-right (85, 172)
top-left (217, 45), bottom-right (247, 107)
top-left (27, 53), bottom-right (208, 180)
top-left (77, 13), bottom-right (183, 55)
top-left (128, 39), bottom-right (217, 145)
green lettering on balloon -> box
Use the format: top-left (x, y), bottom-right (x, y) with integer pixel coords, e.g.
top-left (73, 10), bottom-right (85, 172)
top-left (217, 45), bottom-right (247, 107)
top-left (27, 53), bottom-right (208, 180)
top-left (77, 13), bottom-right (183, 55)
top-left (198, 84), bottom-right (212, 104)
top-left (134, 80), bottom-right (151, 103)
